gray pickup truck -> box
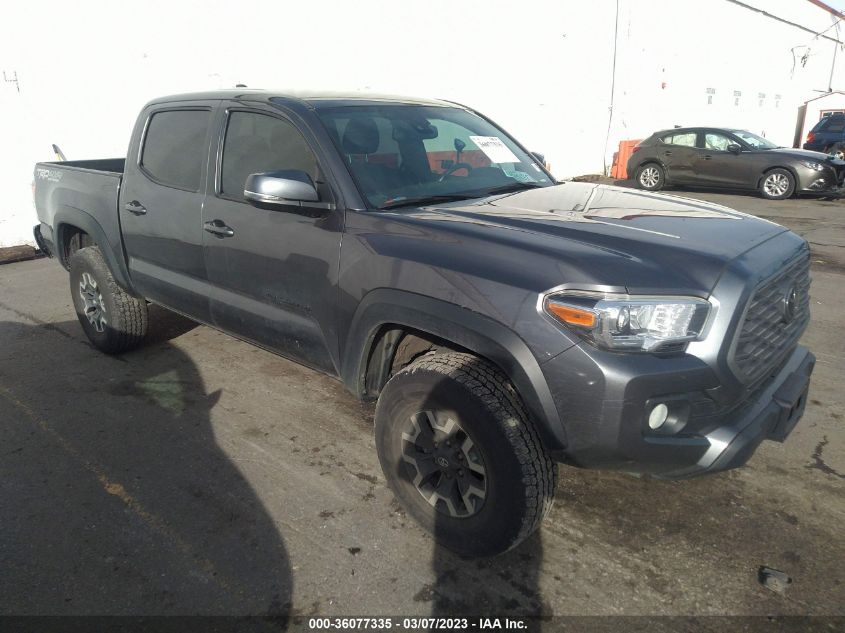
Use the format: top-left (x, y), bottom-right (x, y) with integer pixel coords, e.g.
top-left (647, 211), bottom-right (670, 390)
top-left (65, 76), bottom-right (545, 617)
top-left (33, 90), bottom-right (814, 556)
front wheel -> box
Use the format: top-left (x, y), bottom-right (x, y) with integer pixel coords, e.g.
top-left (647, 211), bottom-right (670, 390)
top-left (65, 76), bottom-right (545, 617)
top-left (635, 163), bottom-right (665, 191)
top-left (69, 246), bottom-right (148, 354)
top-left (374, 352), bottom-right (556, 557)
top-left (760, 168), bottom-right (795, 200)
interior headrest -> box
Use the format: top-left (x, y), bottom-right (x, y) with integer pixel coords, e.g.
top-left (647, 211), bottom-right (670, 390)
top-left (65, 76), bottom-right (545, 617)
top-left (342, 117), bottom-right (380, 155)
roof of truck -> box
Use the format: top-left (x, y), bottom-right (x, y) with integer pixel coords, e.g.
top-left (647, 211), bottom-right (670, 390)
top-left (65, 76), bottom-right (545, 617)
top-left (146, 89), bottom-right (458, 109)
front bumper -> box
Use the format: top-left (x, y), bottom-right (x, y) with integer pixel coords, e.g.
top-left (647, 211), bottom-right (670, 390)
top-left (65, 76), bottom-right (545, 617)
top-left (542, 343), bottom-right (814, 479)
top-left (662, 346), bottom-right (814, 478)
top-left (795, 164), bottom-right (844, 194)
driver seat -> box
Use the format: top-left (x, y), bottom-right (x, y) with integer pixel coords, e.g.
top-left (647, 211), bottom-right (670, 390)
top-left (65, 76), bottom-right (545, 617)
top-left (341, 117), bottom-right (401, 192)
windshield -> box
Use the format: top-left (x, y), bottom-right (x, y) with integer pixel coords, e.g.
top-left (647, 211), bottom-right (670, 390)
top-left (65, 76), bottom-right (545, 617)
top-left (317, 104), bottom-right (552, 208)
top-left (731, 130), bottom-right (779, 149)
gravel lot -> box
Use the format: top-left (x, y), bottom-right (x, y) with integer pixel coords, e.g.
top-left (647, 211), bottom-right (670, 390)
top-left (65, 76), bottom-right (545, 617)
top-left (1, 185), bottom-right (843, 622)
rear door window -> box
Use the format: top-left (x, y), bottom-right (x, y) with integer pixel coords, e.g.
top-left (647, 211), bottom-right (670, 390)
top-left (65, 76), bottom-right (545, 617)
top-left (661, 132), bottom-right (697, 147)
top-left (141, 109), bottom-right (211, 191)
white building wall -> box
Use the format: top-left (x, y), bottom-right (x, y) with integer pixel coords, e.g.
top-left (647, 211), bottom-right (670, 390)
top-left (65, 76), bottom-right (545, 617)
top-left (609, 0), bottom-right (844, 152)
top-left (1, 0), bottom-right (843, 246)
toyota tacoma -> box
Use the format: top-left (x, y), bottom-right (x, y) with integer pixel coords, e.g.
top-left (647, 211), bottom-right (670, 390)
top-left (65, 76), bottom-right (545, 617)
top-left (33, 90), bottom-right (815, 556)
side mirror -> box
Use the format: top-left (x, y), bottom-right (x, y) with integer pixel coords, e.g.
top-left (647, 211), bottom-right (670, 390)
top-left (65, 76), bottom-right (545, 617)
top-left (531, 151), bottom-right (546, 165)
top-left (727, 144), bottom-right (742, 155)
top-left (244, 170), bottom-right (319, 208)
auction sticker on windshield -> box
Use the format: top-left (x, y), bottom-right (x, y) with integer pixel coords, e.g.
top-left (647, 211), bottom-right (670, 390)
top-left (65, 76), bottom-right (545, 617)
top-left (469, 136), bottom-right (520, 163)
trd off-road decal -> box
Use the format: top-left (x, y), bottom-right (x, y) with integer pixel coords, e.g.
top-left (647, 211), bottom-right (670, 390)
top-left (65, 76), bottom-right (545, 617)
top-left (36, 168), bottom-right (63, 183)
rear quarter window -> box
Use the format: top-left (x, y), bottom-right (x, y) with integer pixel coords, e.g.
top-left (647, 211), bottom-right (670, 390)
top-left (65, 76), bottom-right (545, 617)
top-left (141, 109), bottom-right (211, 190)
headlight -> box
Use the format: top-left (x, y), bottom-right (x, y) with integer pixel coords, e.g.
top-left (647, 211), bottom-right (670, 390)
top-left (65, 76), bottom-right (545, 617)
top-left (801, 160), bottom-right (825, 171)
top-left (542, 292), bottom-right (712, 352)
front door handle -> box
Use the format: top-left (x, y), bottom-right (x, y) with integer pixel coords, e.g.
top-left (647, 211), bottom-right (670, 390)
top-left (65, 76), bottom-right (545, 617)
top-left (124, 201), bottom-right (147, 215)
top-left (203, 220), bottom-right (235, 238)
top-left (703, 154), bottom-right (713, 160)
top-left (663, 150), bottom-right (673, 156)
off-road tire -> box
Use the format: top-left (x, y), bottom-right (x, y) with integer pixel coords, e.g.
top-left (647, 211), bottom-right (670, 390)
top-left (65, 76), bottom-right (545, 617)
top-left (374, 351), bottom-right (556, 557)
top-left (69, 246), bottom-right (148, 354)
top-left (635, 162), bottom-right (665, 191)
top-left (759, 168), bottom-right (796, 200)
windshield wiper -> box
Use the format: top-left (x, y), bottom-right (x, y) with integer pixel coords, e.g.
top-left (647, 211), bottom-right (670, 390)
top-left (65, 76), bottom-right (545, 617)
top-left (379, 194), bottom-right (477, 210)
top-left (378, 182), bottom-right (545, 210)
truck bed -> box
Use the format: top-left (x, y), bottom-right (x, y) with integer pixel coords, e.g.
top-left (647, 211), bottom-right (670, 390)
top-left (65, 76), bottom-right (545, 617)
top-left (33, 158), bottom-right (127, 267)
top-left (38, 158), bottom-right (126, 175)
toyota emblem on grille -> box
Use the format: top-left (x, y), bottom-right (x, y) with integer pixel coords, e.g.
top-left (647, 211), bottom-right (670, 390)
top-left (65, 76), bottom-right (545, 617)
top-left (782, 285), bottom-right (798, 323)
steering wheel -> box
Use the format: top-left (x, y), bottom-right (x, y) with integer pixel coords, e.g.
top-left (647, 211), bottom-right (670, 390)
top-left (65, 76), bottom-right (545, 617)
top-left (438, 163), bottom-right (474, 182)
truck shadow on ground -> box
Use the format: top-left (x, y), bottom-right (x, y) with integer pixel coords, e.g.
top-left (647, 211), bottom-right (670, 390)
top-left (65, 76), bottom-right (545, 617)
top-left (0, 312), bottom-right (292, 625)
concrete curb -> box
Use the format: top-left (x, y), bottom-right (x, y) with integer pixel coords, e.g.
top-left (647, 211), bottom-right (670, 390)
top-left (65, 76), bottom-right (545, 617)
top-left (0, 245), bottom-right (44, 265)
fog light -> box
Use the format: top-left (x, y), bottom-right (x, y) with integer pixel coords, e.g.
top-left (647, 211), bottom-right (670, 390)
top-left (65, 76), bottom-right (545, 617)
top-left (648, 403), bottom-right (669, 430)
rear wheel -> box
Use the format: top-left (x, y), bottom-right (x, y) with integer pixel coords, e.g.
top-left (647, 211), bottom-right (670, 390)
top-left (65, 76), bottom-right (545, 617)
top-left (69, 246), bottom-right (148, 354)
top-left (759, 168), bottom-right (795, 200)
top-left (635, 163), bottom-right (665, 191)
top-left (374, 352), bottom-right (556, 557)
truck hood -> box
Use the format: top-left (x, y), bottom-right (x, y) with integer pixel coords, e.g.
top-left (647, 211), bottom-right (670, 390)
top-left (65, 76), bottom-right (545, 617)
top-left (394, 182), bottom-right (789, 295)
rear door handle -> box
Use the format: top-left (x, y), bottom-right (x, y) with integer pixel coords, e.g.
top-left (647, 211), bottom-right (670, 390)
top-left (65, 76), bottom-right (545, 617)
top-left (703, 155), bottom-right (713, 160)
top-left (663, 151), bottom-right (673, 156)
top-left (203, 220), bottom-right (234, 238)
top-left (124, 201), bottom-right (147, 215)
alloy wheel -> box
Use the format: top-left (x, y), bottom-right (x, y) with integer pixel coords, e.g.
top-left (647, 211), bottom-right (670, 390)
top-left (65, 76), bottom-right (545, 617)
top-left (639, 166), bottom-right (660, 188)
top-left (400, 410), bottom-right (487, 518)
top-left (78, 272), bottom-right (107, 333)
top-left (763, 172), bottom-right (790, 198)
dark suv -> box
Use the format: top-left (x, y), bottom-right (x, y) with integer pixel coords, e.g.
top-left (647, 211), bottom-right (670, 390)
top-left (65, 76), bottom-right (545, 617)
top-left (803, 113), bottom-right (845, 158)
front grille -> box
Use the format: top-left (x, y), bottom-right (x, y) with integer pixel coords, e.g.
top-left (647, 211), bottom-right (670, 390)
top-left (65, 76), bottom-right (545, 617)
top-left (732, 253), bottom-right (811, 387)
